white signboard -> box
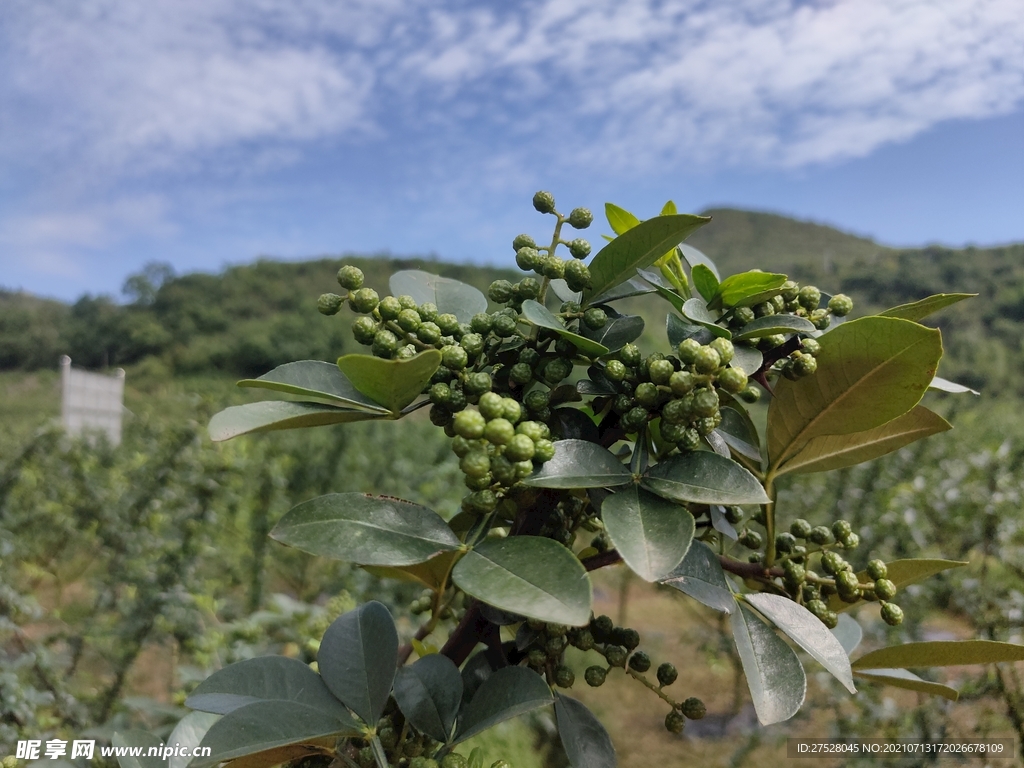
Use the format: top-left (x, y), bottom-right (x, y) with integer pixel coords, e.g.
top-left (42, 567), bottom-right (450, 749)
top-left (60, 356), bottom-right (126, 445)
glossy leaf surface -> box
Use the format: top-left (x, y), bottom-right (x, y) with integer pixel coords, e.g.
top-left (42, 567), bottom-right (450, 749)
top-left (691, 264), bottom-right (720, 302)
top-left (666, 313), bottom-right (712, 348)
top-left (852, 669), bottom-right (958, 701)
top-left (237, 361), bottom-right (388, 412)
top-left (192, 702), bottom-right (357, 768)
top-left (209, 401), bottom-right (384, 442)
top-left (554, 694), bottom-right (616, 768)
top-left (731, 604), bottom-right (806, 725)
top-left (745, 593), bottom-right (855, 693)
top-left (681, 298), bottom-right (731, 339)
top-left (767, 317), bottom-right (942, 469)
top-left (389, 270), bottom-right (488, 324)
top-left (585, 214), bottom-right (710, 302)
top-left (452, 536), bottom-right (593, 626)
top-left (853, 640), bottom-right (1024, 670)
top-left (605, 202), bottom-right (640, 235)
top-left (708, 271), bottom-right (787, 310)
top-left (336, 350), bottom-right (442, 414)
top-left (270, 493), bottom-right (459, 566)
top-left (732, 314), bottom-right (816, 341)
top-left (317, 602), bottom-right (398, 725)
top-left (454, 667), bottom-right (553, 744)
top-left (680, 244), bottom-right (720, 280)
top-left (520, 300), bottom-right (609, 357)
top-left (393, 654), bottom-right (463, 743)
top-left (581, 312), bottom-right (644, 353)
top-left (523, 439), bottom-right (632, 489)
top-left (879, 293), bottom-right (975, 322)
top-left (661, 541), bottom-right (734, 613)
top-left (186, 656), bottom-right (347, 716)
top-left (777, 406), bottom-right (951, 476)
top-left (168, 713), bottom-right (221, 768)
top-left (602, 485), bottom-right (695, 582)
top-left (642, 452), bottom-right (769, 505)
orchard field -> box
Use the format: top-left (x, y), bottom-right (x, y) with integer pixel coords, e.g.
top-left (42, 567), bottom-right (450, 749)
top-left (5, 206), bottom-right (1024, 767)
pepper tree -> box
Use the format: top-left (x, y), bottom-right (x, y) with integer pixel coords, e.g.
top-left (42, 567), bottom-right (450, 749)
top-left (135, 193), bottom-right (1024, 768)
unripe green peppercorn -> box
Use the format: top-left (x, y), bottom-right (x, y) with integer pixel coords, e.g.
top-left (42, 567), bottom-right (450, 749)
top-left (841, 532), bottom-right (860, 549)
top-left (739, 384), bottom-right (761, 403)
top-left (775, 532), bottom-right (797, 553)
top-left (733, 306), bottom-right (756, 325)
top-left (809, 525), bottom-right (833, 545)
top-left (606, 645), bottom-right (628, 667)
top-left (568, 207), bottom-right (593, 229)
top-left (372, 329), bottom-right (399, 357)
top-left (517, 277), bottom-right (541, 299)
top-left (669, 370), bottom-right (695, 395)
top-left (533, 439), bottom-right (555, 462)
top-left (512, 233), bottom-right (536, 251)
top-left (693, 387), bottom-right (719, 417)
top-left (798, 285), bottom-right (821, 310)
top-left (740, 530), bottom-right (763, 549)
top-left (505, 434), bottom-right (536, 462)
top-left (417, 322), bottom-right (442, 344)
top-left (753, 301), bottom-right (775, 318)
top-left (516, 247), bottom-right (542, 272)
top-left (541, 255), bottom-right (565, 280)
top-left (694, 346), bottom-right (722, 373)
top-left (564, 259), bottom-right (591, 292)
top-left (484, 418), bottom-right (515, 445)
top-left (679, 427), bottom-right (701, 451)
top-left (489, 280), bottom-right (515, 303)
top-left (657, 662), bottom-right (678, 686)
top-left (866, 559), bottom-right (888, 580)
top-left (821, 551), bottom-right (844, 575)
top-left (460, 451), bottom-right (491, 479)
top-left (801, 337), bottom-right (822, 355)
top-left (620, 343), bottom-right (642, 366)
top-left (572, 629), bottom-right (595, 651)
top-left (465, 372), bottom-right (492, 396)
top-left (533, 190), bottom-right (556, 214)
top-left (881, 602), bottom-right (904, 626)
top-left (492, 314), bottom-right (518, 337)
top-left (318, 292), bottom-right (344, 315)
top-left (677, 338), bottom-right (701, 364)
top-left (635, 382), bottom-right (660, 407)
top-left (874, 578), bottom-right (897, 601)
top-left (348, 287), bottom-right (379, 314)
top-left (585, 666), bottom-right (607, 686)
top-left (569, 238), bottom-right (591, 259)
top-left (479, 392), bottom-right (504, 420)
top-left (582, 307), bottom-right (607, 329)
top-left (790, 519), bottom-right (813, 539)
top-left (681, 697), bottom-right (706, 720)
top-left (336, 265), bottom-right (364, 290)
top-left (554, 666), bottom-right (576, 688)
top-left (648, 359), bottom-right (674, 385)
top-left (832, 520), bottom-right (852, 540)
top-left (509, 362), bottom-right (533, 384)
top-left (717, 367), bottom-right (747, 394)
top-left (628, 651), bottom-right (651, 672)
top-left (710, 337), bottom-right (734, 365)
top-left (810, 308), bottom-right (831, 330)
top-left (441, 755), bottom-right (468, 768)
top-left (352, 316), bottom-right (377, 345)
top-left (828, 294), bottom-right (853, 316)
top-left (665, 710), bottom-right (685, 734)
top-left (454, 410), bottom-right (486, 439)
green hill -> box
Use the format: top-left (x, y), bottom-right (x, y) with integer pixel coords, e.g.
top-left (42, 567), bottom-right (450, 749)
top-left (2, 209), bottom-right (1022, 397)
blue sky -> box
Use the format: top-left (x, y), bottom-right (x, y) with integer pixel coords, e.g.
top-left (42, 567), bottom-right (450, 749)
top-left (2, 0), bottom-right (1022, 302)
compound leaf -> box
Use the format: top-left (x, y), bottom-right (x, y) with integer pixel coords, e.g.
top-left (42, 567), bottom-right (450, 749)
top-left (237, 361), bottom-right (388, 413)
top-left (393, 654), bottom-right (463, 743)
top-left (642, 452), bottom-right (769, 506)
top-left (523, 439), bottom-right (632, 489)
top-left (731, 603), bottom-right (806, 725)
top-left (454, 667), bottom-right (553, 744)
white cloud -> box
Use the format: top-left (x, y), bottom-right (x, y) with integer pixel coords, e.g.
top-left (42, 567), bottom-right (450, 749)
top-left (2, 0), bottom-right (1022, 278)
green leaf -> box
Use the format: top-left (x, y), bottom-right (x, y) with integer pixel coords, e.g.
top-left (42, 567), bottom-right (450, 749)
top-left (666, 313), bottom-right (711, 349)
top-left (452, 536), bottom-right (593, 626)
top-left (270, 493), bottom-right (460, 567)
top-left (731, 603), bottom-right (806, 725)
top-left (732, 314), bottom-right (816, 341)
top-left (636, 268), bottom-right (686, 313)
top-left (716, 407), bottom-right (762, 463)
top-left (522, 439), bottom-right (632, 489)
top-left (191, 702), bottom-right (358, 768)
top-left (209, 401), bottom-right (384, 442)
top-left (852, 669), bottom-right (959, 701)
top-left (585, 214), bottom-right (710, 302)
top-left (393, 654), bottom-right (463, 743)
top-left (827, 558), bottom-right (968, 613)
top-left (605, 202), bottom-right (641, 235)
top-left (744, 593), bottom-right (855, 693)
top-left (831, 614), bottom-right (863, 656)
top-left (660, 200), bottom-right (677, 215)
top-left (641, 452), bottom-right (769, 506)
top-left (879, 293), bottom-right (975, 322)
top-left (731, 344), bottom-right (763, 376)
top-left (337, 350), bottom-right (442, 414)
top-left (680, 244), bottom-right (720, 280)
top-left (237, 361), bottom-right (389, 413)
top-left (362, 551), bottom-right (459, 590)
top-left (853, 640), bottom-right (1024, 670)
top-left (112, 731), bottom-right (165, 768)
top-left (929, 375), bottom-right (980, 395)
top-left (168, 713), bottom-right (221, 768)
top-left (454, 667), bottom-right (553, 744)
top-left (602, 485), bottom-right (694, 582)
top-left (554, 694), bottom-right (616, 768)
top-left (389, 270), bottom-right (488, 324)
top-left (681, 298), bottom-right (731, 339)
top-left (691, 264), bottom-right (720, 302)
top-left (520, 300), bottom-right (610, 357)
top-left (660, 541), bottom-right (734, 613)
top-left (767, 316), bottom-right (943, 470)
top-left (590, 278), bottom-right (655, 304)
top-left (708, 272), bottom-right (787, 311)
top-left (186, 656), bottom-right (348, 716)
top-left (317, 601), bottom-right (398, 724)
top-left (776, 406), bottom-right (951, 476)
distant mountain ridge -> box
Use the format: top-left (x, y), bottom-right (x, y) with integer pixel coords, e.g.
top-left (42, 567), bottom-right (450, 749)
top-left (2, 209), bottom-right (1022, 394)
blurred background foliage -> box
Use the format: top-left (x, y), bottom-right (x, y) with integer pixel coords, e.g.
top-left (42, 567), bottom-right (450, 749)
top-left (3, 208), bottom-right (1024, 766)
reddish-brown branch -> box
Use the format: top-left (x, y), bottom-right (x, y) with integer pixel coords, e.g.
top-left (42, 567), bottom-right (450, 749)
top-left (582, 549), bottom-right (623, 571)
